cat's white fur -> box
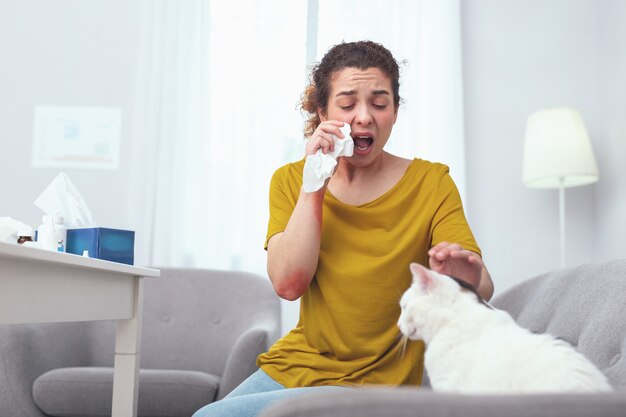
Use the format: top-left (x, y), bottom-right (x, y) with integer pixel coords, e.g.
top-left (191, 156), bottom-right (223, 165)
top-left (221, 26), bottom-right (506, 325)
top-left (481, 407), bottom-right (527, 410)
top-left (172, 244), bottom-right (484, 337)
top-left (397, 262), bottom-right (613, 394)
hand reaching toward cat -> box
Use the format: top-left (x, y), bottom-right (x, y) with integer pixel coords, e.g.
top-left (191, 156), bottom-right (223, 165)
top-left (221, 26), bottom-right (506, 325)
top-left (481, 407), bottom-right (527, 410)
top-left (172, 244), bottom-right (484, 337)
top-left (428, 242), bottom-right (484, 292)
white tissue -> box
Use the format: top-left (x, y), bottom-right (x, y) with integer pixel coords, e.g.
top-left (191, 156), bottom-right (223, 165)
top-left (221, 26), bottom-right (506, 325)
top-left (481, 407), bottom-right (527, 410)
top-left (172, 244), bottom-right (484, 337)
top-left (0, 217), bottom-right (33, 244)
top-left (33, 172), bottom-right (96, 229)
top-left (302, 123), bottom-right (353, 193)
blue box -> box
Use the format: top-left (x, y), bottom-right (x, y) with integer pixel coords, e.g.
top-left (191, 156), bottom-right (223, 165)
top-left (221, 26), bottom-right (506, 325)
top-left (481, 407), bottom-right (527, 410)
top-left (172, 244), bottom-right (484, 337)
top-left (66, 228), bottom-right (135, 265)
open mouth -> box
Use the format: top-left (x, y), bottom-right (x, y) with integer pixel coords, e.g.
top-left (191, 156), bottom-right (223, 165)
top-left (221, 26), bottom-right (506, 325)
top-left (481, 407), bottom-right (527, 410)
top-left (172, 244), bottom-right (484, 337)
top-left (352, 135), bottom-right (374, 152)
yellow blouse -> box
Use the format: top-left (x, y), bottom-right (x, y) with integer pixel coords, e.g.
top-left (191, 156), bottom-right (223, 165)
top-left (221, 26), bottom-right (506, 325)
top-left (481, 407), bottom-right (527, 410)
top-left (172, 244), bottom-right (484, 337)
top-left (258, 158), bottom-right (481, 388)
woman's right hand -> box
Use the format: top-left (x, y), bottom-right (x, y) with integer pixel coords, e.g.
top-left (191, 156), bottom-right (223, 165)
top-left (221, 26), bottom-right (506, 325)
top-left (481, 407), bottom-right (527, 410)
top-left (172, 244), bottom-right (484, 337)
top-left (305, 120), bottom-right (346, 156)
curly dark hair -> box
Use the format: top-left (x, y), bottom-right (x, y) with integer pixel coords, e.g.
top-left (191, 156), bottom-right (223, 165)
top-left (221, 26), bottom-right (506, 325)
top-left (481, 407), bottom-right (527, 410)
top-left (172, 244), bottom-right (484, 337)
top-left (300, 40), bottom-right (401, 137)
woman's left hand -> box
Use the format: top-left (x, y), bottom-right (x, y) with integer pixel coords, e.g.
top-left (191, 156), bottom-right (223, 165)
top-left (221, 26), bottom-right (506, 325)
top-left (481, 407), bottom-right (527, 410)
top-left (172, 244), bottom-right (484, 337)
top-left (428, 242), bottom-right (484, 290)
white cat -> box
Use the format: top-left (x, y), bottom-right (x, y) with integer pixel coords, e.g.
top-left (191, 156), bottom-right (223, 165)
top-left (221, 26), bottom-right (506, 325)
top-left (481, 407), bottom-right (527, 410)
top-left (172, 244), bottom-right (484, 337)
top-left (397, 262), bottom-right (613, 394)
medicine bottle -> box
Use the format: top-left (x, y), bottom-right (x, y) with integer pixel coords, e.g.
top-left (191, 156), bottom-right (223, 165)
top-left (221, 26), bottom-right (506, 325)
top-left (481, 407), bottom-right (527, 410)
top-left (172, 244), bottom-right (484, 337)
top-left (37, 214), bottom-right (67, 252)
top-left (37, 215), bottom-right (58, 251)
top-left (17, 226), bottom-right (34, 244)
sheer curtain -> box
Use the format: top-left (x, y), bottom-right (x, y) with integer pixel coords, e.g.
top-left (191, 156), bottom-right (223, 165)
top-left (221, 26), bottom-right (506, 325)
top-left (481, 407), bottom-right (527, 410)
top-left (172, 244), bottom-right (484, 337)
top-left (129, 0), bottom-right (307, 271)
top-left (129, 0), bottom-right (465, 333)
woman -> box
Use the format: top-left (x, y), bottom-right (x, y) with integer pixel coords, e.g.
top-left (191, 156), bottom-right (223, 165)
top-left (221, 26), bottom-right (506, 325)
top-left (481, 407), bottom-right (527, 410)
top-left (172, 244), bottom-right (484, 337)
top-left (193, 40), bottom-right (493, 417)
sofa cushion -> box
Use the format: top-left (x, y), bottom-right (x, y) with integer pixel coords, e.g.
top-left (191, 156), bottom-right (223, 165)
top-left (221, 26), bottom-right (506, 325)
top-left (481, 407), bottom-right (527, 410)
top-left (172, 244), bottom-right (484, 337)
top-left (33, 367), bottom-right (219, 417)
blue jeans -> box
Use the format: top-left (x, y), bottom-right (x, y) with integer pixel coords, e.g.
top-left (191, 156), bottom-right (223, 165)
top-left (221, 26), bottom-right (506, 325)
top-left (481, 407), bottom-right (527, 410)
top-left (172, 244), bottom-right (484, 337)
top-left (192, 368), bottom-right (348, 417)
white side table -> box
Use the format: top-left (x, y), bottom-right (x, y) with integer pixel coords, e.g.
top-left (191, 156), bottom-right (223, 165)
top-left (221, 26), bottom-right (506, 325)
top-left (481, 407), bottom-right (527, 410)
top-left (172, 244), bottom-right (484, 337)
top-left (0, 241), bottom-right (160, 417)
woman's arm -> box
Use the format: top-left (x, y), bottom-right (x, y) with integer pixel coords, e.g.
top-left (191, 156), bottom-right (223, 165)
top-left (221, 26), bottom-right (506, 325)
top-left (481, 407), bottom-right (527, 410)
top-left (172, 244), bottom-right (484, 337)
top-left (267, 187), bottom-right (325, 301)
top-left (266, 120), bottom-right (346, 301)
top-left (477, 263), bottom-right (494, 301)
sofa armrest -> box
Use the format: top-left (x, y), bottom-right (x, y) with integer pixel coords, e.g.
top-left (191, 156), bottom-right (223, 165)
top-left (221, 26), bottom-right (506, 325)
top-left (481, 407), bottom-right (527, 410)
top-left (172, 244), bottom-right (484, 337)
top-left (259, 387), bottom-right (626, 417)
top-left (0, 322), bottom-right (93, 417)
top-left (216, 327), bottom-right (270, 400)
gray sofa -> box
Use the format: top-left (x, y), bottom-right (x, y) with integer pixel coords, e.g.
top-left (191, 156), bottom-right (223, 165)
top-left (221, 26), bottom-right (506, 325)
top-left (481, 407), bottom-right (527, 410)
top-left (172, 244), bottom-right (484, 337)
top-left (0, 268), bottom-right (281, 417)
top-left (260, 259), bottom-right (626, 417)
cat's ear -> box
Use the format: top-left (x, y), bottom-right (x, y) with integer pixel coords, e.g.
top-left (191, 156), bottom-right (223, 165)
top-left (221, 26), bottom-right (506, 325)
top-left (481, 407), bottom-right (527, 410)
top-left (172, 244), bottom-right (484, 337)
top-left (409, 262), bottom-right (434, 292)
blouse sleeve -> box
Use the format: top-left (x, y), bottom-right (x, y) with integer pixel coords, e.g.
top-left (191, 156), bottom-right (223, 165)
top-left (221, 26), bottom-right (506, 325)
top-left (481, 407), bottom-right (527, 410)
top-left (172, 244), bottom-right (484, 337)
top-left (429, 168), bottom-right (482, 256)
top-left (264, 164), bottom-right (299, 250)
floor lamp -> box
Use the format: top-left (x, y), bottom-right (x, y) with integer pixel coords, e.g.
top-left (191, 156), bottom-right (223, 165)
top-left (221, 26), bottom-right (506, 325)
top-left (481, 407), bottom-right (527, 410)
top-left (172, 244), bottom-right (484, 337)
top-left (522, 108), bottom-right (599, 269)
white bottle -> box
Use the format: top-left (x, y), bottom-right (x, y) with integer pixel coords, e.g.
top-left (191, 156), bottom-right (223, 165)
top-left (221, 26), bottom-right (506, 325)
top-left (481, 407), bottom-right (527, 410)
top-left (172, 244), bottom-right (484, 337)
top-left (37, 215), bottom-right (58, 251)
top-left (36, 214), bottom-right (49, 243)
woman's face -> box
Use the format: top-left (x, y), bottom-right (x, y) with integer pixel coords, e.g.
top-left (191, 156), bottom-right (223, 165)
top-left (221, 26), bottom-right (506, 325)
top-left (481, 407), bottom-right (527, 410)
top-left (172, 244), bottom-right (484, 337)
top-left (320, 67), bottom-right (398, 165)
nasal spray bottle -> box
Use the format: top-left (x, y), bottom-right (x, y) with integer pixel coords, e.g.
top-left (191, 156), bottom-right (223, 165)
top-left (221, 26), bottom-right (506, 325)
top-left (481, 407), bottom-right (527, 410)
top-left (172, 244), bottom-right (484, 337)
top-left (53, 215), bottom-right (67, 252)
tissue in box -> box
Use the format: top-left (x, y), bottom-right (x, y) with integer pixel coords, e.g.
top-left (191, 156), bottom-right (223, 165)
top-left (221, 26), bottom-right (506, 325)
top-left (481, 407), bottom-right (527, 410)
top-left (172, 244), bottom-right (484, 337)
top-left (66, 228), bottom-right (135, 265)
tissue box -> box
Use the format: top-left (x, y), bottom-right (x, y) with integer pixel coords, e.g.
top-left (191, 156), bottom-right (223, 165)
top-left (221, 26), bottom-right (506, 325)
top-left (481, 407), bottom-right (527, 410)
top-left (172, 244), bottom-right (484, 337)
top-left (66, 228), bottom-right (135, 265)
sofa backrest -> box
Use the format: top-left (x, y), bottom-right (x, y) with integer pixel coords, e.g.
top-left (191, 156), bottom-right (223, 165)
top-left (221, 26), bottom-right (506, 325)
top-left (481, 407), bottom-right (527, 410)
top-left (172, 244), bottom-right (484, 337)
top-left (491, 259), bottom-right (626, 387)
top-left (86, 267), bottom-right (282, 376)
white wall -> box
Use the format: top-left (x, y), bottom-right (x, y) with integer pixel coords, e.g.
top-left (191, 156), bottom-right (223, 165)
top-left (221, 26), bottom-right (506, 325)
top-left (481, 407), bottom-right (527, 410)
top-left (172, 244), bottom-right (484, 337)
top-left (0, 0), bottom-right (141, 230)
top-left (462, 0), bottom-right (626, 294)
top-left (596, 0), bottom-right (626, 264)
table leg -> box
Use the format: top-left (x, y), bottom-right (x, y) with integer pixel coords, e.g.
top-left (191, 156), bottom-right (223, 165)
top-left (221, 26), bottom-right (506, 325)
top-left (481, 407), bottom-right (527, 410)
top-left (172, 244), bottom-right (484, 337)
top-left (112, 277), bottom-right (144, 417)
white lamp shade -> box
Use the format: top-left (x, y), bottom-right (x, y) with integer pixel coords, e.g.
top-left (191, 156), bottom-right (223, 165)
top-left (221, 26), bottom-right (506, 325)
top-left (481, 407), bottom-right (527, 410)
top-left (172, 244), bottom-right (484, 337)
top-left (522, 107), bottom-right (599, 189)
